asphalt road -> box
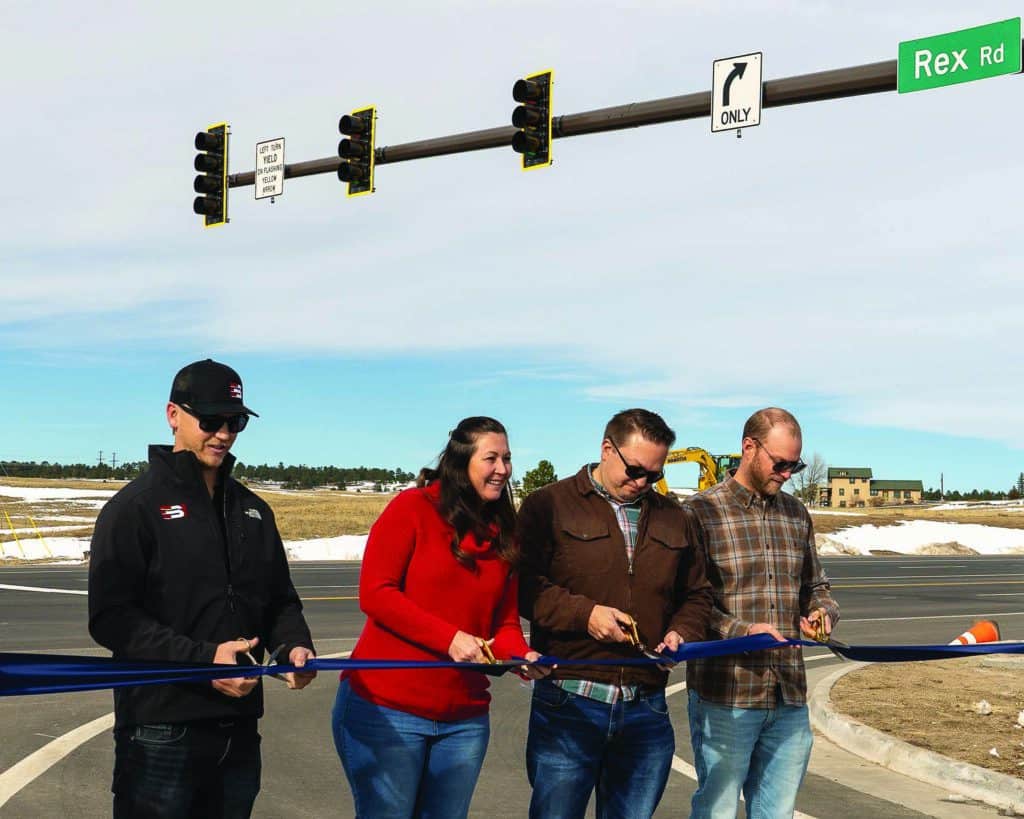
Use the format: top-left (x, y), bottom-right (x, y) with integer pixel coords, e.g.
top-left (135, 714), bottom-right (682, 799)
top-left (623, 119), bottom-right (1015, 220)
top-left (1, 556), bottom-right (1021, 817)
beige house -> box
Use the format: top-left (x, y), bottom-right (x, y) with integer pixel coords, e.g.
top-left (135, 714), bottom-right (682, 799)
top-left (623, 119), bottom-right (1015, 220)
top-left (820, 467), bottom-right (923, 507)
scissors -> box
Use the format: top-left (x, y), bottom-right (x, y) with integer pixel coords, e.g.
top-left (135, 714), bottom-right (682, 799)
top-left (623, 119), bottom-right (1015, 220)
top-left (622, 616), bottom-right (667, 661)
top-left (237, 639), bottom-right (290, 682)
top-left (808, 609), bottom-right (848, 660)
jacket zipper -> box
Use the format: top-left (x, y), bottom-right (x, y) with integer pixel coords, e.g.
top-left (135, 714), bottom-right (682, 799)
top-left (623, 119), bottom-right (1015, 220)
top-left (223, 483), bottom-right (235, 612)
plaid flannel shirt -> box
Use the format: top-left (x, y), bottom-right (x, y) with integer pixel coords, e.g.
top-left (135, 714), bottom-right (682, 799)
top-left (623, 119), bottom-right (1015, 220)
top-left (683, 477), bottom-right (838, 707)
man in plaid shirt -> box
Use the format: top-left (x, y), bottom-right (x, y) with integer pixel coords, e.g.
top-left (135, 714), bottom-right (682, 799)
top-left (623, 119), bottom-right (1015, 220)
top-left (683, 407), bottom-right (838, 819)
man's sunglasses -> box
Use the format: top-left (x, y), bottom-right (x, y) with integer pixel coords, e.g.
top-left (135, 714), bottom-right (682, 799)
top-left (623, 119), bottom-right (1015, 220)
top-left (180, 404), bottom-right (250, 434)
top-left (607, 437), bottom-right (664, 484)
top-left (753, 438), bottom-right (806, 475)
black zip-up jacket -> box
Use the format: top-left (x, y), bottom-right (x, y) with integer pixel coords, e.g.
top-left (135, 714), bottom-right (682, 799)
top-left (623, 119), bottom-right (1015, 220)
top-left (88, 445), bottom-right (315, 729)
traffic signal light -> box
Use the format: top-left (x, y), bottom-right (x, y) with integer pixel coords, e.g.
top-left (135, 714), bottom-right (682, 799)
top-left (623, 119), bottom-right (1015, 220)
top-left (338, 106), bottom-right (376, 196)
top-left (193, 123), bottom-right (229, 227)
top-left (512, 70), bottom-right (553, 170)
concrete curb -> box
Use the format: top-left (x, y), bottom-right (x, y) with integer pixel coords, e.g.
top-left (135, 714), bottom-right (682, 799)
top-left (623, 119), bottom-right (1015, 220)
top-left (808, 662), bottom-right (1024, 816)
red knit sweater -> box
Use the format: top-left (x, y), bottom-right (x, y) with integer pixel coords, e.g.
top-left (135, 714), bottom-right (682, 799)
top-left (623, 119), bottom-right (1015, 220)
top-left (344, 483), bottom-right (530, 721)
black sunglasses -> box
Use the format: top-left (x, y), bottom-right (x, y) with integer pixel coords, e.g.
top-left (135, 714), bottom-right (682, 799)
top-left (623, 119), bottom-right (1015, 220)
top-left (607, 437), bottom-right (664, 484)
top-left (181, 404), bottom-right (250, 434)
top-left (753, 438), bottom-right (806, 475)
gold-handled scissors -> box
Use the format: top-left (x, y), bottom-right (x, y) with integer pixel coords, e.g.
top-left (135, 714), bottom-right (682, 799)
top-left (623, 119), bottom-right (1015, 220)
top-left (478, 639), bottom-right (497, 665)
top-left (622, 616), bottom-right (665, 661)
top-left (809, 609), bottom-right (848, 660)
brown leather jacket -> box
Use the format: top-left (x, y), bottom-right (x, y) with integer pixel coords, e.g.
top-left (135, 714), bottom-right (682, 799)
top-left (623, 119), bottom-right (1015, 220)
top-left (517, 466), bottom-right (712, 687)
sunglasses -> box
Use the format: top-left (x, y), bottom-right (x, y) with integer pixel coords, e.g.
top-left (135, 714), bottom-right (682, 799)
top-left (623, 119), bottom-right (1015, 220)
top-left (752, 438), bottom-right (806, 475)
top-left (181, 404), bottom-right (250, 434)
top-left (607, 437), bottom-right (664, 484)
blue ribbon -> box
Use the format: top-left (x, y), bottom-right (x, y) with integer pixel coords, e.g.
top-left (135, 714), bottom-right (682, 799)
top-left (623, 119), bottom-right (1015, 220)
top-left (2, 635), bottom-right (1021, 697)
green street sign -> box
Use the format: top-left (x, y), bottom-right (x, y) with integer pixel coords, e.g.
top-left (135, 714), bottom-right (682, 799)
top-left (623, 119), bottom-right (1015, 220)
top-left (898, 18), bottom-right (1021, 93)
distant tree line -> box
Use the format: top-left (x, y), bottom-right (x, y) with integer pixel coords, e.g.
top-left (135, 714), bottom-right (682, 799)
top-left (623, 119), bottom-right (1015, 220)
top-left (0, 460), bottom-right (148, 480)
top-left (233, 463), bottom-right (416, 490)
top-left (1, 460), bottom-right (415, 490)
top-left (922, 486), bottom-right (1019, 501)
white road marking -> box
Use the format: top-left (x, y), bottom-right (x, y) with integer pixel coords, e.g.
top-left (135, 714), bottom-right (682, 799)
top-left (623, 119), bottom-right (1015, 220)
top-left (0, 649), bottom-right (355, 805)
top-left (0, 712), bottom-right (114, 808)
top-left (843, 610), bottom-right (1024, 623)
top-left (665, 680), bottom-right (818, 819)
top-left (0, 584), bottom-right (86, 595)
top-left (835, 573), bottom-right (1022, 580)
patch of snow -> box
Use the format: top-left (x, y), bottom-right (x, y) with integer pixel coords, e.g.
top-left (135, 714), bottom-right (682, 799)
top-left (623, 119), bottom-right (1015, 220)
top-left (826, 520), bottom-right (1024, 556)
top-left (973, 700), bottom-right (993, 715)
top-left (0, 536), bottom-right (92, 561)
top-left (285, 536), bottom-right (369, 561)
top-left (0, 485), bottom-right (117, 501)
top-left (931, 500), bottom-right (1024, 511)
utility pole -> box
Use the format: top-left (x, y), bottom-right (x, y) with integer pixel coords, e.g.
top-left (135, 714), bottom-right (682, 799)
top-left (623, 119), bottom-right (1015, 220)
top-left (940, 472), bottom-right (944, 500)
top-left (111, 452), bottom-right (118, 470)
top-left (98, 450), bottom-right (104, 466)
top-left (228, 58), bottom-right (905, 192)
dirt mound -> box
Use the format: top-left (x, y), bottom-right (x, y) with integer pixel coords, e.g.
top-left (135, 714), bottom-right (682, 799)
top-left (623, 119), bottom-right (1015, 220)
top-left (814, 534), bottom-right (862, 556)
top-left (915, 541), bottom-right (978, 556)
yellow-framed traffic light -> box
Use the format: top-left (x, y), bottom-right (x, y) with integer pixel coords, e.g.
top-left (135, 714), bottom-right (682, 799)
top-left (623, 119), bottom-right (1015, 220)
top-left (193, 122), bottom-right (229, 227)
top-left (512, 70), bottom-right (553, 170)
top-left (338, 106), bottom-right (376, 196)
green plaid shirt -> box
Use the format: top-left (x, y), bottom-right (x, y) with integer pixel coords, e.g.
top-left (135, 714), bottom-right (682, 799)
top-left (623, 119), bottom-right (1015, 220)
top-left (554, 466), bottom-right (643, 704)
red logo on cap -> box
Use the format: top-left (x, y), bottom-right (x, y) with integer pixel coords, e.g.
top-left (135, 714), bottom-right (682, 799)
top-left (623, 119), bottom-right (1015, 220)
top-left (159, 504), bottom-right (187, 520)
top-left (229, 383), bottom-right (242, 399)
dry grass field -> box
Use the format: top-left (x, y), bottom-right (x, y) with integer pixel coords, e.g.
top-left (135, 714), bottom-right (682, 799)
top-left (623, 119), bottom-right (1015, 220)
top-left (252, 489), bottom-right (392, 539)
top-left (810, 504), bottom-right (1024, 535)
top-left (0, 476), bottom-right (128, 491)
top-left (0, 479), bottom-right (393, 542)
top-left (832, 656), bottom-right (1024, 777)
top-left (3, 476), bottom-right (1023, 543)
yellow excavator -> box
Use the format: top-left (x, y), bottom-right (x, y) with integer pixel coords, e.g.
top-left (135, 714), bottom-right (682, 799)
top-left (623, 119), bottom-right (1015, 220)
top-left (654, 448), bottom-right (741, 495)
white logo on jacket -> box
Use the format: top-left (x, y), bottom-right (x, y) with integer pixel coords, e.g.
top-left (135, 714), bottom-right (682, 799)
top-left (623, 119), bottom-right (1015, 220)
top-left (159, 505), bottom-right (187, 520)
top-left (244, 508), bottom-right (262, 521)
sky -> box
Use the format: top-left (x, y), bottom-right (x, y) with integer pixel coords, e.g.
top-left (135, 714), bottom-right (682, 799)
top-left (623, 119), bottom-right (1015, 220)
top-left (1, 1), bottom-right (1022, 492)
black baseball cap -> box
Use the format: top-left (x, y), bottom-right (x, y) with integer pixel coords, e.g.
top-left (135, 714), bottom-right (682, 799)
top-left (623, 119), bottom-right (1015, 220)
top-left (169, 359), bottom-right (259, 417)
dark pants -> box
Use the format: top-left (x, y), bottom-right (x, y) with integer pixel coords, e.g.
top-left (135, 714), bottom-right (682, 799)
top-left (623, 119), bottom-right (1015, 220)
top-left (112, 718), bottom-right (261, 819)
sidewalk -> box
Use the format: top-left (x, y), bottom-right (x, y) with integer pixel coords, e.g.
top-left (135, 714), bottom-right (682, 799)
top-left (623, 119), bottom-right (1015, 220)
top-left (806, 663), bottom-right (1015, 818)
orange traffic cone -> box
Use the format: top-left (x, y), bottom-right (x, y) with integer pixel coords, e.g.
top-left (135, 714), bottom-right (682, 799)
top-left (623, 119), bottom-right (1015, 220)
top-left (949, 619), bottom-right (1001, 645)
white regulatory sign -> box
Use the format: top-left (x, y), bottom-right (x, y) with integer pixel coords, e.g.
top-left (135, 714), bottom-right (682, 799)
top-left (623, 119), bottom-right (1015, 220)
top-left (711, 52), bottom-right (763, 133)
top-left (255, 138), bottom-right (285, 200)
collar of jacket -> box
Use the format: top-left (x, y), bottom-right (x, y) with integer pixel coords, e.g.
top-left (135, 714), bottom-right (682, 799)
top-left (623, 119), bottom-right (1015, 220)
top-left (571, 463), bottom-right (671, 511)
top-left (723, 474), bottom-right (776, 510)
top-left (148, 444), bottom-right (236, 489)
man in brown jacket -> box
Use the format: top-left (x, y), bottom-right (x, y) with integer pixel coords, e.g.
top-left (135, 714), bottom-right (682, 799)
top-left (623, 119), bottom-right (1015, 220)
top-left (518, 408), bottom-right (713, 819)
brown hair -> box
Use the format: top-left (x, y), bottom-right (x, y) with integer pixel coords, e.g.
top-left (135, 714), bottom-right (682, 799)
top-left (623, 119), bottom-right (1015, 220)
top-left (741, 407), bottom-right (802, 442)
top-left (603, 408), bottom-right (676, 448)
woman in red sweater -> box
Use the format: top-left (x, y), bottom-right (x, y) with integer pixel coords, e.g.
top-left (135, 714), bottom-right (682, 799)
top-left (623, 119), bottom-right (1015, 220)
top-left (332, 416), bottom-right (547, 818)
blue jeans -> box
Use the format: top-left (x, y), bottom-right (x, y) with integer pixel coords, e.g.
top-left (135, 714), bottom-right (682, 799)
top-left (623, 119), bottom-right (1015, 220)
top-left (111, 718), bottom-right (261, 819)
top-left (687, 689), bottom-right (813, 819)
top-left (525, 680), bottom-right (674, 819)
top-left (332, 679), bottom-right (490, 819)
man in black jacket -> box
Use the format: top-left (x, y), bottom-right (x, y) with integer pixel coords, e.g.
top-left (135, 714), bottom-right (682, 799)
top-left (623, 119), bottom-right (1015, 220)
top-left (88, 358), bottom-right (316, 819)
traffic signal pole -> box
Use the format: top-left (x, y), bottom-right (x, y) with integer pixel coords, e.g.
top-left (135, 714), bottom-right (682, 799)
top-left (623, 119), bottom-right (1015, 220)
top-left (226, 57), bottom-right (903, 190)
